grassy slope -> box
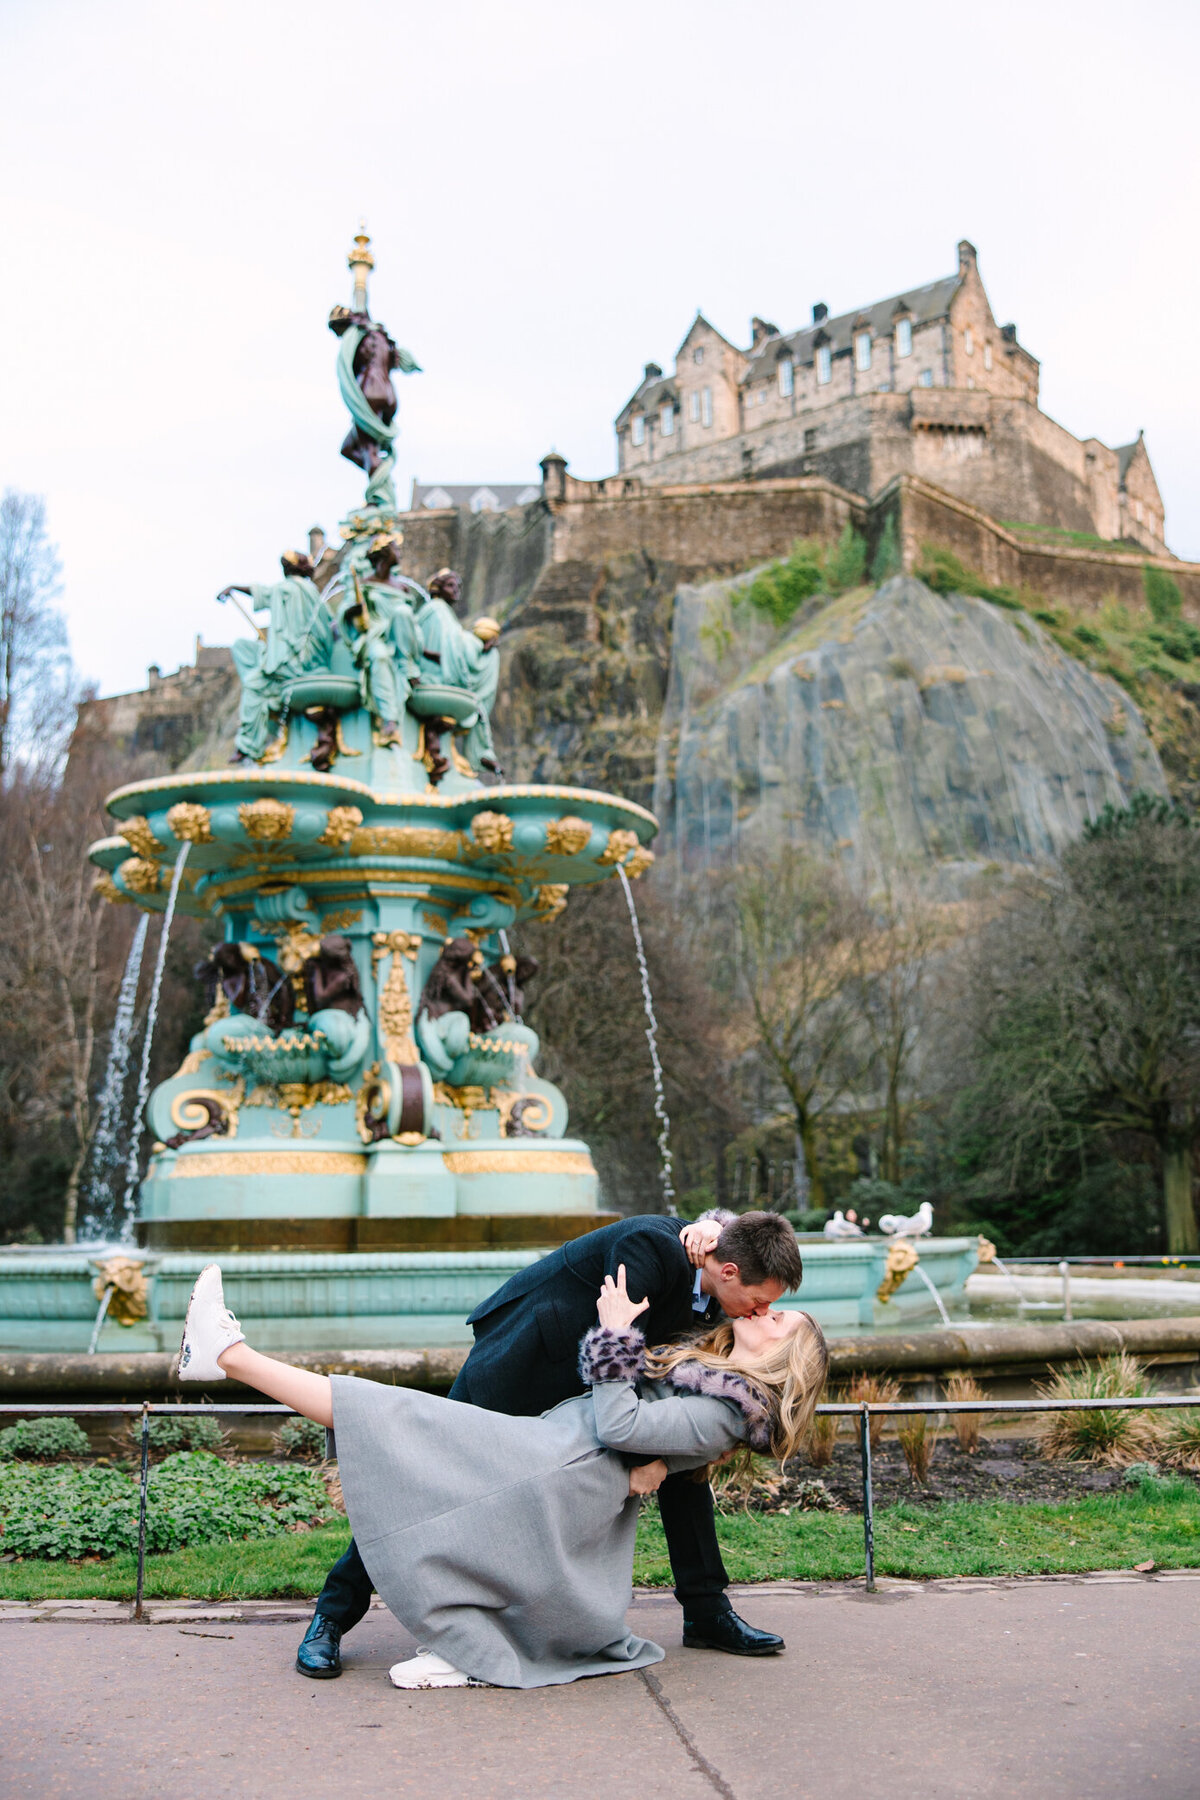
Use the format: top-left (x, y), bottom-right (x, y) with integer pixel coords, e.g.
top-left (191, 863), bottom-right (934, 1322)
top-left (3, 1486), bottom-right (1198, 1600)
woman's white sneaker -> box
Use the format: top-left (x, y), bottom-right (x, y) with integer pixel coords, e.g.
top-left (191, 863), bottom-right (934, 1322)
top-left (176, 1264), bottom-right (245, 1381)
top-left (388, 1649), bottom-right (481, 1689)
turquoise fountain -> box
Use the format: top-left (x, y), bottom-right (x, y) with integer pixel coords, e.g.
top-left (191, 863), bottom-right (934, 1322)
top-left (0, 231), bottom-right (976, 1355)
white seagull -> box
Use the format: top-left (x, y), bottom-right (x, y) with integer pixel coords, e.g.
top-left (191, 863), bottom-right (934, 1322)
top-left (878, 1201), bottom-right (934, 1239)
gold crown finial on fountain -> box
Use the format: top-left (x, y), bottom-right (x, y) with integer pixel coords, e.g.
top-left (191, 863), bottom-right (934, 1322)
top-left (348, 220), bottom-right (375, 315)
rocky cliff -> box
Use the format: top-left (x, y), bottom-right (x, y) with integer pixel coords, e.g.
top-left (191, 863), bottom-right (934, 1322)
top-left (653, 574), bottom-right (1166, 883)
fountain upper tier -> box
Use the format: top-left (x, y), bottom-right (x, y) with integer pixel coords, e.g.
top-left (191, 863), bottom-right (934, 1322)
top-left (89, 766), bottom-right (656, 926)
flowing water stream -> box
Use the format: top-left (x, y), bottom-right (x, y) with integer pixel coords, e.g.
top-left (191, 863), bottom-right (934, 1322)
top-left (80, 913), bottom-right (150, 1240)
top-left (119, 844), bottom-right (190, 1235)
top-left (617, 864), bottom-right (676, 1215)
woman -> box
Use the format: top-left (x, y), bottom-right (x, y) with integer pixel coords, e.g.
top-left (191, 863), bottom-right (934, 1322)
top-left (176, 1262), bottom-right (827, 1690)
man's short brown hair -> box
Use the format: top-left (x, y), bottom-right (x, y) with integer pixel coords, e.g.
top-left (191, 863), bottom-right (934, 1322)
top-left (716, 1212), bottom-right (803, 1292)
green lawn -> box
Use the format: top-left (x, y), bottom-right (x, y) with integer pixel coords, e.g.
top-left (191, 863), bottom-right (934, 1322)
top-left (2, 1483), bottom-right (1197, 1600)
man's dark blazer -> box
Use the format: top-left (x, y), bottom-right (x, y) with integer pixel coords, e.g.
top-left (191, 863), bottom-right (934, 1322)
top-left (452, 1215), bottom-right (719, 1416)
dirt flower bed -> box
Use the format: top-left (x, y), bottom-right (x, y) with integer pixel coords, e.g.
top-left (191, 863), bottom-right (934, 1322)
top-left (758, 1437), bottom-right (1200, 1512)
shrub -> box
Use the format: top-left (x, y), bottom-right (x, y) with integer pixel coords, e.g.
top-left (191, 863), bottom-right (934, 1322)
top-left (1073, 623), bottom-right (1104, 650)
top-left (945, 1375), bottom-right (984, 1453)
top-left (0, 1418), bottom-right (90, 1461)
top-left (1038, 1354), bottom-right (1161, 1465)
top-left (0, 1451), bottom-right (337, 1560)
top-left (847, 1374), bottom-right (901, 1449)
top-left (870, 516), bottom-right (901, 584)
top-left (826, 523), bottom-right (867, 593)
top-left (738, 540), bottom-right (826, 624)
top-left (897, 1414), bottom-right (939, 1485)
top-left (1144, 565), bottom-right (1183, 624)
top-left (275, 1417), bottom-right (327, 1460)
top-left (127, 1416), bottom-right (227, 1459)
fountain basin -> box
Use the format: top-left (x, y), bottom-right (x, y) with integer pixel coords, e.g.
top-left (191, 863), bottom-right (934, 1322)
top-left (0, 1234), bottom-right (980, 1353)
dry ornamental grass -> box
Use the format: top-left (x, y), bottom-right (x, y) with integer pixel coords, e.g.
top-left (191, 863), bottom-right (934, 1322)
top-left (847, 1373), bottom-right (901, 1449)
top-left (897, 1414), bottom-right (939, 1485)
top-left (945, 1374), bottom-right (985, 1453)
top-left (1038, 1354), bottom-right (1160, 1465)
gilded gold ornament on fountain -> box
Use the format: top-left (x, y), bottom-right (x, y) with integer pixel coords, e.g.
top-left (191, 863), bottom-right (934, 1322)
top-left (876, 1238), bottom-right (919, 1302)
top-left (119, 815), bottom-right (163, 860)
top-left (544, 816), bottom-right (593, 856)
top-left (119, 857), bottom-right (162, 895)
top-left (470, 811), bottom-right (514, 853)
top-left (93, 871), bottom-right (132, 906)
top-left (169, 1081), bottom-right (244, 1141)
top-left (598, 828), bottom-right (639, 866)
top-left (623, 845), bottom-right (655, 879)
top-left (91, 1257), bottom-right (149, 1327)
top-left (371, 929), bottom-right (422, 1062)
top-left (166, 802), bottom-right (214, 844)
top-left (316, 805), bottom-right (363, 848)
top-left (238, 797), bottom-right (295, 841)
top-left (350, 824), bottom-right (461, 859)
top-left (533, 883), bottom-right (569, 921)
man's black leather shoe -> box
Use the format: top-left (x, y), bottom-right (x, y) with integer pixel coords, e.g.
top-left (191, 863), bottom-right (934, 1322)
top-left (682, 1610), bottom-right (784, 1655)
top-left (296, 1611), bottom-right (343, 1678)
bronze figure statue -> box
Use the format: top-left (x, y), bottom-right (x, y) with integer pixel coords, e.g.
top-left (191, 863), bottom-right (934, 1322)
top-left (195, 942), bottom-right (294, 1034)
top-left (303, 936), bottom-right (365, 1019)
top-left (329, 307), bottom-right (415, 480)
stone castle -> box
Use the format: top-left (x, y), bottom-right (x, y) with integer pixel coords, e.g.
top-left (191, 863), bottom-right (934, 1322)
top-left (613, 240), bottom-right (1167, 555)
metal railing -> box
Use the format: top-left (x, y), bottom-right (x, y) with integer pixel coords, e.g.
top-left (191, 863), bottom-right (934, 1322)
top-left (3, 1392), bottom-right (1199, 1606)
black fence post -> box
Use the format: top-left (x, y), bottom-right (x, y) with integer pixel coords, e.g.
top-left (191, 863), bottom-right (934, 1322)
top-left (859, 1403), bottom-right (876, 1592)
top-left (134, 1403), bottom-right (150, 1622)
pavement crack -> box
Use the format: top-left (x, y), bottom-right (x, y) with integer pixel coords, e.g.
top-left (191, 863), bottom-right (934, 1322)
top-left (637, 1667), bottom-right (736, 1800)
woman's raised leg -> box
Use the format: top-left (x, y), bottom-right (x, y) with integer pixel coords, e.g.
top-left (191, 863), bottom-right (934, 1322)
top-left (216, 1341), bottom-right (334, 1428)
top-left (176, 1263), bottom-right (333, 1427)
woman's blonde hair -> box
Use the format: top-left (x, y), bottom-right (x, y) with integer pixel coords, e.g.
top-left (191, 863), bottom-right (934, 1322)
top-left (644, 1311), bottom-right (828, 1464)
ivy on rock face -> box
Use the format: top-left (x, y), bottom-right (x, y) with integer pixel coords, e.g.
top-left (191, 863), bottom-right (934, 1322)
top-left (0, 1451), bottom-right (337, 1560)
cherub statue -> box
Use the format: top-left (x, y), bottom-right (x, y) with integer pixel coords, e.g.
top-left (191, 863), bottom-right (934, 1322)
top-left (220, 552), bottom-right (333, 762)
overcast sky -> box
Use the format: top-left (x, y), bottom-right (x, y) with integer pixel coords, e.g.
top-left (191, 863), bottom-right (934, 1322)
top-left (2, 0), bottom-right (1197, 697)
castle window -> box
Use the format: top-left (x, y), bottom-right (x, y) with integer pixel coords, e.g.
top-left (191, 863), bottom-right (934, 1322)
top-left (896, 318), bottom-right (912, 358)
top-left (964, 327), bottom-right (974, 356)
top-left (694, 346), bottom-right (705, 365)
top-left (855, 331), bottom-right (872, 372)
top-left (984, 341), bottom-right (993, 371)
top-left (689, 392), bottom-right (701, 422)
top-left (817, 344), bottom-right (832, 384)
top-left (660, 404), bottom-right (674, 437)
top-left (919, 368), bottom-right (934, 387)
top-left (804, 428), bottom-right (817, 452)
top-left (701, 387), bottom-right (713, 427)
top-left (631, 414), bottom-right (645, 447)
top-left (778, 358), bottom-right (794, 397)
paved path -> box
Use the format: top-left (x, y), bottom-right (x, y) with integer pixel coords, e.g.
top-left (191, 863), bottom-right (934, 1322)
top-left (3, 1576), bottom-right (1198, 1798)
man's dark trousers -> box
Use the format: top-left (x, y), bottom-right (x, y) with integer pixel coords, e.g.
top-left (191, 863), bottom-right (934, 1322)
top-left (314, 1371), bottom-right (732, 1632)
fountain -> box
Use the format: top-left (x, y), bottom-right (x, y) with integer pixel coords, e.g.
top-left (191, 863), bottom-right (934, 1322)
top-left (0, 231), bottom-right (981, 1356)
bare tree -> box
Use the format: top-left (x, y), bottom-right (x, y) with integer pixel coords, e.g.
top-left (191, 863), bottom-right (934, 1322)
top-left (726, 848), bottom-right (871, 1210)
top-left (0, 490), bottom-right (69, 784)
top-left (849, 877), bottom-right (947, 1183)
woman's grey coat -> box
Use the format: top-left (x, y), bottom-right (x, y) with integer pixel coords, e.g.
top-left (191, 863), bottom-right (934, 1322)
top-left (330, 1325), bottom-right (768, 1689)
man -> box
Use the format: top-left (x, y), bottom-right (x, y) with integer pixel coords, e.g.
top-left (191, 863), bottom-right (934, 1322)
top-left (296, 1210), bottom-right (804, 1677)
